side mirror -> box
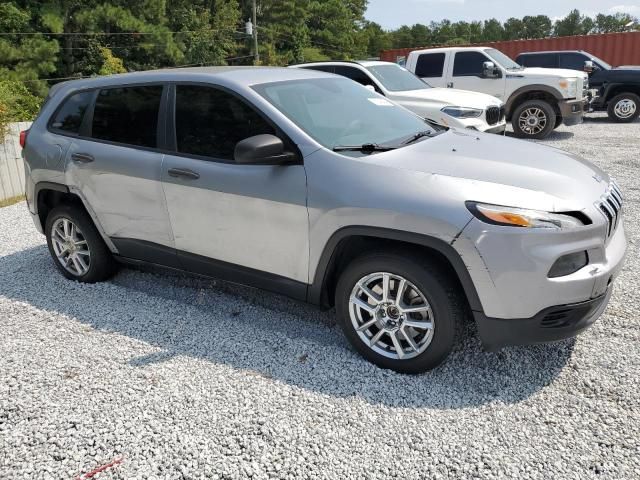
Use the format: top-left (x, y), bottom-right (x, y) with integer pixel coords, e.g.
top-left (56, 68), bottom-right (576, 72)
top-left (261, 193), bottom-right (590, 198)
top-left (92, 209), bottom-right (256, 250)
top-left (363, 84), bottom-right (376, 92)
top-left (234, 134), bottom-right (298, 165)
top-left (482, 61), bottom-right (499, 78)
top-left (584, 60), bottom-right (594, 73)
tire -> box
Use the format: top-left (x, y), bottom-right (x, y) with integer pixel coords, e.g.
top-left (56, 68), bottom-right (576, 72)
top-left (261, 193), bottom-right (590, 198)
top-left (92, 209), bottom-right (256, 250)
top-left (607, 93), bottom-right (640, 123)
top-left (511, 99), bottom-right (556, 139)
top-left (45, 204), bottom-right (116, 283)
top-left (553, 115), bottom-right (562, 129)
top-left (335, 251), bottom-right (465, 374)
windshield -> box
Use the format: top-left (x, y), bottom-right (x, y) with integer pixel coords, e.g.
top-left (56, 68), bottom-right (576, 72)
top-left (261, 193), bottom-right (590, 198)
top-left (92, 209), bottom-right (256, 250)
top-left (589, 54), bottom-right (612, 70)
top-left (486, 48), bottom-right (522, 70)
top-left (253, 77), bottom-right (436, 151)
top-left (365, 64), bottom-right (431, 92)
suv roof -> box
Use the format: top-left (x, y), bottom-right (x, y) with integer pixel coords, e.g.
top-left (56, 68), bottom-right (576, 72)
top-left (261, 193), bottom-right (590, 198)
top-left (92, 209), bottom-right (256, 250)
top-left (46, 66), bottom-right (332, 97)
top-left (293, 60), bottom-right (393, 68)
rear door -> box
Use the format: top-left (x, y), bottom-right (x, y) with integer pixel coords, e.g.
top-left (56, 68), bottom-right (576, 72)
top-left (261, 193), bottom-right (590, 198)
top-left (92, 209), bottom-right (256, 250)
top-left (161, 84), bottom-right (309, 293)
top-left (447, 50), bottom-right (506, 99)
top-left (63, 84), bottom-right (175, 259)
top-left (411, 52), bottom-right (448, 87)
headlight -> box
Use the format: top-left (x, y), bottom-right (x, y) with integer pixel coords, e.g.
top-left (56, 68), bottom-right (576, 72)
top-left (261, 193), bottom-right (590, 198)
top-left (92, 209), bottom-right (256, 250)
top-left (441, 106), bottom-right (483, 118)
top-left (466, 202), bottom-right (585, 229)
top-left (558, 78), bottom-right (577, 98)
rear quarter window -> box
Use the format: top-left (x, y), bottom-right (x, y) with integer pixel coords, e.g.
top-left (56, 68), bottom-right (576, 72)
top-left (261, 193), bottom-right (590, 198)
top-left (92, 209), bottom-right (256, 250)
top-left (49, 91), bottom-right (94, 134)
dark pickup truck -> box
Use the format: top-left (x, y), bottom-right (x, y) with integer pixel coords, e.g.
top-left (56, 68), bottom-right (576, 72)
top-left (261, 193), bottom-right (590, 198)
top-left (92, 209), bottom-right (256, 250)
top-left (516, 50), bottom-right (640, 123)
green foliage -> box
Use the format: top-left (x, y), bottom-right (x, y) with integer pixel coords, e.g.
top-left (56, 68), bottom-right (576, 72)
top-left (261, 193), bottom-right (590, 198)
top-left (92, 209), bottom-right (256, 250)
top-left (554, 9), bottom-right (594, 37)
top-left (0, 81), bottom-right (42, 141)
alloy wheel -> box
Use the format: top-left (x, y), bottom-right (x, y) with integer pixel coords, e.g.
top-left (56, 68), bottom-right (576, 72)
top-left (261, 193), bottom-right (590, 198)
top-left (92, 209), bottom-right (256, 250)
top-left (50, 217), bottom-right (91, 276)
top-left (614, 98), bottom-right (637, 119)
top-left (348, 272), bottom-right (435, 360)
top-left (518, 107), bottom-right (547, 135)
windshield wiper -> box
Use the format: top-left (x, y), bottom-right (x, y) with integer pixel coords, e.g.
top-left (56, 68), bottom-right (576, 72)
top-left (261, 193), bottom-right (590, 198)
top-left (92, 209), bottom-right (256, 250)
top-left (401, 130), bottom-right (436, 145)
top-left (333, 143), bottom-right (396, 153)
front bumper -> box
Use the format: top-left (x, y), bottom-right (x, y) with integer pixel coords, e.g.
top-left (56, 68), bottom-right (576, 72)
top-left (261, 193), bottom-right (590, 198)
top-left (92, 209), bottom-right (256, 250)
top-left (453, 215), bottom-right (627, 320)
top-left (475, 287), bottom-right (612, 351)
top-left (559, 98), bottom-right (587, 126)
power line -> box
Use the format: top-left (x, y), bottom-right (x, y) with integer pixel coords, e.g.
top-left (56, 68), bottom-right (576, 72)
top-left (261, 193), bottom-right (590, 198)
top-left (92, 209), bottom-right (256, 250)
top-left (0, 28), bottom-right (250, 37)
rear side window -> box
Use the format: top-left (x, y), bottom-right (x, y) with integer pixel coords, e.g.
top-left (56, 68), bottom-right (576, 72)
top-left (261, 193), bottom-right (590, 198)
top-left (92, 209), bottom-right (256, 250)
top-left (518, 54), bottom-right (559, 68)
top-left (91, 86), bottom-right (163, 148)
top-left (559, 53), bottom-right (589, 71)
top-left (175, 85), bottom-right (275, 160)
top-left (453, 52), bottom-right (490, 77)
top-left (415, 53), bottom-right (445, 78)
top-left (50, 91), bottom-right (93, 134)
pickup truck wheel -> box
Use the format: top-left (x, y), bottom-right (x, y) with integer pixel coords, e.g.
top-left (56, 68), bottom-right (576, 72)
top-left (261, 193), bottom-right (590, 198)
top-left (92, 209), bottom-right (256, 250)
top-left (511, 100), bottom-right (555, 139)
top-left (45, 204), bottom-right (116, 283)
top-left (607, 93), bottom-right (640, 123)
top-left (335, 252), bottom-right (464, 374)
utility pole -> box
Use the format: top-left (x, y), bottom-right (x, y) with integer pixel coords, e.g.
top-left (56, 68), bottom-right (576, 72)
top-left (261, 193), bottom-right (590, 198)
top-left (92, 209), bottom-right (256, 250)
top-left (252, 0), bottom-right (259, 64)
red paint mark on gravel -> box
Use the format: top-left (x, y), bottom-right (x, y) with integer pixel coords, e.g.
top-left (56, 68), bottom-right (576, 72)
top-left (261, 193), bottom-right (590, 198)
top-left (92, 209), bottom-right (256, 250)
top-left (75, 456), bottom-right (124, 479)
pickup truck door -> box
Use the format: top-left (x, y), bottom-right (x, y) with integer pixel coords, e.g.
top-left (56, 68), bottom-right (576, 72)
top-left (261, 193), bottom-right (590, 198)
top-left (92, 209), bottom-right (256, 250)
top-left (445, 51), bottom-right (506, 101)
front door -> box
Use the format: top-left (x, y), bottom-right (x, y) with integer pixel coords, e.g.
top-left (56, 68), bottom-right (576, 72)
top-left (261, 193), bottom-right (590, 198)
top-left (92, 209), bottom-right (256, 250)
top-left (161, 84), bottom-right (309, 296)
top-left (447, 51), bottom-right (506, 100)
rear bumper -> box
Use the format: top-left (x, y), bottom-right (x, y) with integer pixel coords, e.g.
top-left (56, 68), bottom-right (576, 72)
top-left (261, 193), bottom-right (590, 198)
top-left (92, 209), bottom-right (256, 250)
top-left (476, 287), bottom-right (612, 351)
top-left (559, 98), bottom-right (586, 126)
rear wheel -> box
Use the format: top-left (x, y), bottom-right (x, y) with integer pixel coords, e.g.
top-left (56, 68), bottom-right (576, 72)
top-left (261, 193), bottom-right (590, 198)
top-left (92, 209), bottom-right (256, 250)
top-left (607, 93), bottom-right (640, 123)
top-left (511, 99), bottom-right (555, 139)
top-left (335, 252), bottom-right (465, 374)
top-left (45, 204), bottom-right (116, 283)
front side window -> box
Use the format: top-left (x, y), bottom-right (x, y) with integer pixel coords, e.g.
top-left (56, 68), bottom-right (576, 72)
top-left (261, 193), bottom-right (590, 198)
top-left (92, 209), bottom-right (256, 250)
top-left (453, 52), bottom-right (491, 77)
top-left (253, 77), bottom-right (434, 151)
top-left (175, 85), bottom-right (275, 160)
top-left (333, 66), bottom-right (375, 87)
top-left (50, 91), bottom-right (93, 134)
top-left (366, 64), bottom-right (429, 91)
top-left (91, 86), bottom-right (163, 148)
top-left (559, 53), bottom-right (589, 71)
top-left (415, 53), bottom-right (445, 78)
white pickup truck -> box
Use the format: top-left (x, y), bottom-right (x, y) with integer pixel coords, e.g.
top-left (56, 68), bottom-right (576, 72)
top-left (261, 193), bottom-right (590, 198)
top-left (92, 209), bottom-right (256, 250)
top-left (405, 47), bottom-right (589, 139)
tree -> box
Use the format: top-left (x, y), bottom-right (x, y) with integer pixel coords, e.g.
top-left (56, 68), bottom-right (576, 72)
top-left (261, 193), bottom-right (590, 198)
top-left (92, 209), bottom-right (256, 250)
top-left (521, 15), bottom-right (552, 39)
top-left (482, 18), bottom-right (504, 42)
top-left (359, 21), bottom-right (391, 57)
top-left (554, 9), bottom-right (594, 36)
top-left (593, 13), bottom-right (637, 33)
top-left (503, 17), bottom-right (525, 40)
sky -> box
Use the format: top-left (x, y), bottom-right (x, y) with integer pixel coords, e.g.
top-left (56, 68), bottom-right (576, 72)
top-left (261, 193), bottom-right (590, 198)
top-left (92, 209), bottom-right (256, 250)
top-left (364, 0), bottom-right (640, 29)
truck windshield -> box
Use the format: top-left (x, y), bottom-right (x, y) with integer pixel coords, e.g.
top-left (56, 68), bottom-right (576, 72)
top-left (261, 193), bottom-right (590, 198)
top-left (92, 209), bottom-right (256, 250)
top-left (365, 64), bottom-right (432, 92)
top-left (589, 54), bottom-right (612, 70)
top-left (486, 48), bottom-right (523, 70)
top-left (253, 77), bottom-right (437, 152)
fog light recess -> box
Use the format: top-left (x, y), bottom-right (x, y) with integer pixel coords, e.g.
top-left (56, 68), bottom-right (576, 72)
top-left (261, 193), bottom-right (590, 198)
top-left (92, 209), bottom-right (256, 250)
top-left (548, 251), bottom-right (588, 278)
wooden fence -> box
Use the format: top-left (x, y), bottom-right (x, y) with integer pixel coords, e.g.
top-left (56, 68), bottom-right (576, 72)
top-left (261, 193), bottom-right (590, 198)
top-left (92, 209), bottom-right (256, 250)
top-left (0, 122), bottom-right (32, 203)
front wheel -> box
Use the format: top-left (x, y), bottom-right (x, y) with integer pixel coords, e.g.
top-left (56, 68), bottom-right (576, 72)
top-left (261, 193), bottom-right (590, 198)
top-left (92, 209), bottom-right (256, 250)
top-left (511, 99), bottom-right (556, 139)
top-left (607, 93), bottom-right (640, 123)
top-left (335, 252), bottom-right (465, 374)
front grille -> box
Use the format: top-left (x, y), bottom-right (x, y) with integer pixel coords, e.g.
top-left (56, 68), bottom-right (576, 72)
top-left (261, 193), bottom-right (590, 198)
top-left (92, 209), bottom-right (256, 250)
top-left (597, 180), bottom-right (623, 240)
top-left (486, 106), bottom-right (501, 125)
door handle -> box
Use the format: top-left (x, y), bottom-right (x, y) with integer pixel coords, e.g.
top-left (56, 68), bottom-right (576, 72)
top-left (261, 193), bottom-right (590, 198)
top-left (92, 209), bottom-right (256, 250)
top-left (168, 168), bottom-right (200, 180)
top-left (446, 82), bottom-right (454, 88)
top-left (71, 152), bottom-right (94, 163)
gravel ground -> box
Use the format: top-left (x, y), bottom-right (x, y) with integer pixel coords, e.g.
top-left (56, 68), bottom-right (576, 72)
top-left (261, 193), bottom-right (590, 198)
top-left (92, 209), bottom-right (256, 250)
top-left (1, 114), bottom-right (639, 479)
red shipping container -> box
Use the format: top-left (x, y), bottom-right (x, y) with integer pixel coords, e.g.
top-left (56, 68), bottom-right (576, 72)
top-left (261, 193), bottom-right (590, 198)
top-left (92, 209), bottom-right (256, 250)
top-left (380, 31), bottom-right (640, 67)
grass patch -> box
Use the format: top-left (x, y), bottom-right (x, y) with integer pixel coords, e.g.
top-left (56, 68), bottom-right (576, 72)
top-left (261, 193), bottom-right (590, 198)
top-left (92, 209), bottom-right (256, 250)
top-left (0, 194), bottom-right (25, 208)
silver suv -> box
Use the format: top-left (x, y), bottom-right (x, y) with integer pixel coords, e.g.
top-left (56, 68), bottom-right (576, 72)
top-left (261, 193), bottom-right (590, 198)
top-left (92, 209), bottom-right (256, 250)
top-left (22, 67), bottom-right (627, 373)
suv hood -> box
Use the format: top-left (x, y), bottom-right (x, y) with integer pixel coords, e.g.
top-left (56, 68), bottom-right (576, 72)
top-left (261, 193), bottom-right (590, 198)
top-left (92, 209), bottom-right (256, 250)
top-left (368, 129), bottom-right (608, 212)
top-left (389, 87), bottom-right (503, 109)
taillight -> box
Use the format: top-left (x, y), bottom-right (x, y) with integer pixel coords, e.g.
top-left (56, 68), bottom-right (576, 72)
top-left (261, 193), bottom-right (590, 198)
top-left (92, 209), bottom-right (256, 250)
top-left (19, 129), bottom-right (28, 148)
